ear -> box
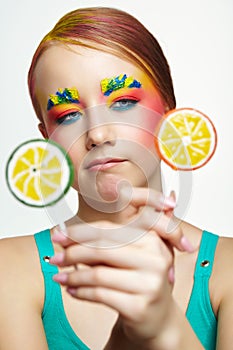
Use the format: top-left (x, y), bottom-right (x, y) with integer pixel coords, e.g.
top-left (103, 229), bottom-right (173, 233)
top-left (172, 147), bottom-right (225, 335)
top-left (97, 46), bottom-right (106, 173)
top-left (38, 122), bottom-right (48, 138)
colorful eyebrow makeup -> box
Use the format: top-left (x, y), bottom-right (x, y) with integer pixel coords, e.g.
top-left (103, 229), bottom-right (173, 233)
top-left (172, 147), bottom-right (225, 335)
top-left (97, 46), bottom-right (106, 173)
top-left (100, 74), bottom-right (142, 96)
top-left (47, 87), bottom-right (80, 111)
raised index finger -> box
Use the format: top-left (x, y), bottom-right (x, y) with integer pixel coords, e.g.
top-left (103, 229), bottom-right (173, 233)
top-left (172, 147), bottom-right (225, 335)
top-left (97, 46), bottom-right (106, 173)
top-left (120, 187), bottom-right (176, 211)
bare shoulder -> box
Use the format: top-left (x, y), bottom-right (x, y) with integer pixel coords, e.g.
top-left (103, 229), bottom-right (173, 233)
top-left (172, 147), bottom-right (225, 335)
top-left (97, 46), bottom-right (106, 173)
top-left (214, 237), bottom-right (233, 280)
top-left (210, 235), bottom-right (233, 311)
top-left (213, 235), bottom-right (233, 286)
top-left (0, 234), bottom-right (44, 310)
top-left (0, 234), bottom-right (49, 348)
top-left (0, 234), bottom-right (39, 269)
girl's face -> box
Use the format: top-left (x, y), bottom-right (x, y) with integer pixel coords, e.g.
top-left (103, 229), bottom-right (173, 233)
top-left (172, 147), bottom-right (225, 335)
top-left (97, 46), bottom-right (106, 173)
top-left (34, 44), bottom-right (165, 202)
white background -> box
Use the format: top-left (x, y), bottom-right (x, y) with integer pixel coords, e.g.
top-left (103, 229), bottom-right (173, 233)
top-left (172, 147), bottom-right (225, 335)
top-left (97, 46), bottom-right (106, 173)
top-left (1, 0), bottom-right (232, 238)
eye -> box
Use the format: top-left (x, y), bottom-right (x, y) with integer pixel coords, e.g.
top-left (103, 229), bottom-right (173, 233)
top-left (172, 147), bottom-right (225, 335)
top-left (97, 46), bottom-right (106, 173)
top-left (56, 111), bottom-right (83, 125)
top-left (110, 98), bottom-right (139, 111)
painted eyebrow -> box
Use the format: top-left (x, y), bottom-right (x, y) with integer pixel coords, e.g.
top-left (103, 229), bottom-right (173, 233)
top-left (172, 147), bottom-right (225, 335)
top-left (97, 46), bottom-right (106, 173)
top-left (100, 74), bottom-right (142, 96)
top-left (47, 87), bottom-right (80, 111)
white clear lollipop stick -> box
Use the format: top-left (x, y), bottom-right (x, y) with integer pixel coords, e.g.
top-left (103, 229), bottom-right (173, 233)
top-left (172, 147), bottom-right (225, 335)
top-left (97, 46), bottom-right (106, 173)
top-left (57, 221), bottom-right (67, 235)
top-left (57, 221), bottom-right (78, 270)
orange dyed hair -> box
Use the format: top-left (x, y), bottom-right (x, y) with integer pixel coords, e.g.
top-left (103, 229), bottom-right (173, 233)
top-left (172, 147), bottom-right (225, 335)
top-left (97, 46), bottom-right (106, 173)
top-left (28, 7), bottom-right (176, 120)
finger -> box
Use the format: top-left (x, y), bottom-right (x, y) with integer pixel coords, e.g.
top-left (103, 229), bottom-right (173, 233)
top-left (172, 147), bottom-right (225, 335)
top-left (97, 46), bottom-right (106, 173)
top-left (49, 240), bottom-right (172, 269)
top-left (52, 221), bottom-right (120, 247)
top-left (51, 227), bottom-right (75, 247)
top-left (53, 265), bottom-right (167, 294)
top-left (169, 190), bottom-right (176, 202)
top-left (56, 221), bottom-right (150, 248)
top-left (166, 190), bottom-right (176, 218)
top-left (66, 286), bottom-right (144, 321)
top-left (135, 208), bottom-right (194, 252)
top-left (168, 266), bottom-right (175, 284)
top-left (51, 188), bottom-right (177, 248)
top-left (153, 214), bottom-right (194, 252)
top-left (120, 187), bottom-right (176, 211)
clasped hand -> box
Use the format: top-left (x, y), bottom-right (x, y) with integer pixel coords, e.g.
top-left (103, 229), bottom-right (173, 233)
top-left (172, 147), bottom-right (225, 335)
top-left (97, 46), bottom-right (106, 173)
top-left (49, 188), bottom-right (194, 345)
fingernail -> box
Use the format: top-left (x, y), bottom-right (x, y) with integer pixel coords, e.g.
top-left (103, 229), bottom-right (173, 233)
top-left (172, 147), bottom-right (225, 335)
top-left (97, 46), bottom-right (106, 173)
top-left (168, 266), bottom-right (175, 284)
top-left (169, 190), bottom-right (176, 202)
top-left (49, 252), bottom-right (64, 265)
top-left (52, 229), bottom-right (67, 243)
top-left (53, 273), bottom-right (68, 283)
top-left (180, 236), bottom-right (195, 253)
top-left (67, 287), bottom-right (77, 295)
top-left (166, 198), bottom-right (176, 207)
top-left (162, 196), bottom-right (176, 208)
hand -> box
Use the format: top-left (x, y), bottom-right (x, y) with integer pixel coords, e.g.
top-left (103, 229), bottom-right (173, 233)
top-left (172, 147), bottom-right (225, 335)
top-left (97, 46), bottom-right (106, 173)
top-left (52, 187), bottom-right (194, 252)
top-left (51, 228), bottom-right (175, 343)
top-left (49, 188), bottom-right (194, 345)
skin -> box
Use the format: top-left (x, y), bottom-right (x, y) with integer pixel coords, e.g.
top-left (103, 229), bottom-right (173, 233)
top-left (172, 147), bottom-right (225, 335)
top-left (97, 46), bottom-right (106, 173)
top-left (1, 44), bottom-right (233, 350)
top-left (36, 45), bottom-right (165, 204)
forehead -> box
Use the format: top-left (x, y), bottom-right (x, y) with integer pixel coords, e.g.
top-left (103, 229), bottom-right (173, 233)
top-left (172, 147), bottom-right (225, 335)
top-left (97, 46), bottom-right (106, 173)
top-left (34, 44), bottom-right (153, 96)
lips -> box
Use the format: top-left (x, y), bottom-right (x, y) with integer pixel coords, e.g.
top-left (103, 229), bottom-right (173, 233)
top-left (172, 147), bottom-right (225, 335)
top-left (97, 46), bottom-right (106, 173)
top-left (85, 158), bottom-right (127, 171)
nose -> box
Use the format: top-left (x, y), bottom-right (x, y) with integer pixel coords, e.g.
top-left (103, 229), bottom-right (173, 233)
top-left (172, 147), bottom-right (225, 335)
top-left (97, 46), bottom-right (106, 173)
top-left (86, 124), bottom-right (116, 150)
top-left (85, 107), bottom-right (116, 150)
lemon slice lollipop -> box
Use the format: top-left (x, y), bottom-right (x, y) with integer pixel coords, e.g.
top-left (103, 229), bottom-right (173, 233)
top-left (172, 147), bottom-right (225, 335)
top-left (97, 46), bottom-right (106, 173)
top-left (6, 139), bottom-right (74, 207)
top-left (155, 108), bottom-right (217, 171)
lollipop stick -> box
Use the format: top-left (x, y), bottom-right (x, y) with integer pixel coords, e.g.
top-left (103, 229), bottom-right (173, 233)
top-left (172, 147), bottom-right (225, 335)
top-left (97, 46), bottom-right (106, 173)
top-left (57, 221), bottom-right (67, 235)
top-left (57, 221), bottom-right (78, 270)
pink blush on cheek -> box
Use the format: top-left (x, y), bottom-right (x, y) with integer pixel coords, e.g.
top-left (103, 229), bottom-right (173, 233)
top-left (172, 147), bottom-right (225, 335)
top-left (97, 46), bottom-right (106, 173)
top-left (144, 91), bottom-right (165, 116)
top-left (136, 73), bottom-right (165, 115)
top-left (131, 108), bottom-right (162, 149)
top-left (136, 130), bottom-right (156, 149)
top-left (140, 95), bottom-right (165, 145)
top-left (136, 104), bottom-right (163, 144)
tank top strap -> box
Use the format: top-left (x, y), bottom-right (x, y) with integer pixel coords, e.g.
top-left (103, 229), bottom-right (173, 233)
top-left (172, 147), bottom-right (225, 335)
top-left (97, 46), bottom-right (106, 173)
top-left (34, 229), bottom-right (58, 274)
top-left (34, 229), bottom-right (91, 349)
top-left (193, 230), bottom-right (219, 278)
top-left (186, 230), bottom-right (219, 349)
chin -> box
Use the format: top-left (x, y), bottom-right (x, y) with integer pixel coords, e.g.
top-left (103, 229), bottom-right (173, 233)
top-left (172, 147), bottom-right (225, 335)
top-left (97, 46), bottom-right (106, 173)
top-left (96, 173), bottom-right (123, 202)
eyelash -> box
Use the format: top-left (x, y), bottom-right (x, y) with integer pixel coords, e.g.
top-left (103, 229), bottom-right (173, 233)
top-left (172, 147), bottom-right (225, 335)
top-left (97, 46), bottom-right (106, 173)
top-left (56, 111), bottom-right (83, 125)
top-left (54, 97), bottom-right (139, 125)
top-left (110, 98), bottom-right (139, 111)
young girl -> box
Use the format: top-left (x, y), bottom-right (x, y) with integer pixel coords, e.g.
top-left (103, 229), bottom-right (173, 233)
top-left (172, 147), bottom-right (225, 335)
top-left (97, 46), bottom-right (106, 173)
top-left (1, 6), bottom-right (233, 350)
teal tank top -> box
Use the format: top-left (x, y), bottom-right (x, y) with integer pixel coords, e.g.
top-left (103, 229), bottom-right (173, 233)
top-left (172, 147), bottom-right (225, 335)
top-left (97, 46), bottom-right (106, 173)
top-left (34, 229), bottom-right (90, 350)
top-left (186, 230), bottom-right (219, 350)
top-left (34, 229), bottom-right (218, 350)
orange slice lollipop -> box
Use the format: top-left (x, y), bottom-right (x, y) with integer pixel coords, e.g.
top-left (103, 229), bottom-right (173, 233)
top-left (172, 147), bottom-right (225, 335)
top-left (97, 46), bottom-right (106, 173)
top-left (6, 139), bottom-right (74, 207)
top-left (155, 108), bottom-right (217, 170)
